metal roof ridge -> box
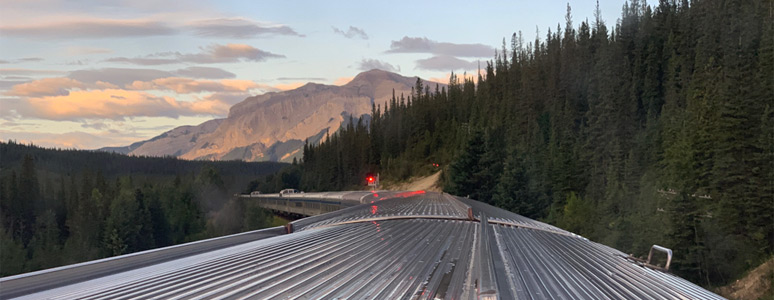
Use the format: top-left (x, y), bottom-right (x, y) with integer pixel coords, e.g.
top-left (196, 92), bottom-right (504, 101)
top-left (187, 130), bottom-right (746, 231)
top-left (297, 215), bottom-right (476, 231)
top-left (486, 219), bottom-right (584, 238)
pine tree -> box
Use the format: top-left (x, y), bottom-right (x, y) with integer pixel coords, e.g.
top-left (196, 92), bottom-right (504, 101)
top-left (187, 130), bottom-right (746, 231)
top-left (18, 154), bottom-right (39, 245)
top-left (446, 131), bottom-right (486, 199)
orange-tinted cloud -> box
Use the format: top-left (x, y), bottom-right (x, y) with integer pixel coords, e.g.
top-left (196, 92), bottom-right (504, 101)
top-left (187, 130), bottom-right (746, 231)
top-left (6, 77), bottom-right (85, 97)
top-left (2, 73), bottom-right (308, 122)
top-left (21, 89), bottom-right (229, 120)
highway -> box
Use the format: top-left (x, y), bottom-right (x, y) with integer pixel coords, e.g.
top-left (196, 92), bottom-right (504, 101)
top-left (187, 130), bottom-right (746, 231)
top-left (0, 191), bottom-right (725, 299)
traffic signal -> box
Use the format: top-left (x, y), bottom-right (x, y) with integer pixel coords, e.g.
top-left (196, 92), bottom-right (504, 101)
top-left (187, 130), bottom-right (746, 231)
top-left (366, 173), bottom-right (377, 187)
top-left (366, 173), bottom-right (375, 184)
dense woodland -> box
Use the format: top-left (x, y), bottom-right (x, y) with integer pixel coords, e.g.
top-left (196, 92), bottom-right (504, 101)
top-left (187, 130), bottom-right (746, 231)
top-left (297, 0), bottom-right (773, 286)
top-left (1, 0), bottom-right (771, 289)
top-left (0, 141), bottom-right (286, 276)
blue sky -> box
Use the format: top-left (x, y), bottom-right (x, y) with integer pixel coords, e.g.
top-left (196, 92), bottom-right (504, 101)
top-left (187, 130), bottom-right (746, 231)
top-left (0, 0), bottom-right (626, 149)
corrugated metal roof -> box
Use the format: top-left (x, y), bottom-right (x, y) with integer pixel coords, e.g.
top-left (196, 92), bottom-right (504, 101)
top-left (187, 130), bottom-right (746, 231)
top-left (292, 191), bottom-right (471, 232)
top-left (4, 191), bottom-right (725, 300)
top-left (458, 196), bottom-right (571, 236)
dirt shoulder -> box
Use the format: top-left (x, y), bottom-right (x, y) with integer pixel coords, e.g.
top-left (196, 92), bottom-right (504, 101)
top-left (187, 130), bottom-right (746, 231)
top-left (381, 171), bottom-right (442, 192)
top-left (716, 257), bottom-right (774, 300)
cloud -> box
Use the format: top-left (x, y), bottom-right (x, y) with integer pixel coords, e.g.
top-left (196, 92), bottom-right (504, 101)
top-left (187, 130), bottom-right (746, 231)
top-left (357, 59), bottom-right (400, 72)
top-left (0, 60), bottom-right (9, 64)
top-left (50, 67), bottom-right (240, 90)
top-left (0, 121), bottom-right (38, 130)
top-left (415, 55), bottom-right (479, 71)
top-left (181, 43), bottom-right (285, 63)
top-left (332, 26), bottom-right (368, 39)
top-left (125, 77), bottom-right (259, 93)
top-left (80, 121), bottom-right (110, 130)
top-left (189, 18), bottom-right (302, 38)
top-left (387, 36), bottom-right (494, 57)
top-left (5, 77), bottom-right (85, 97)
top-left (2, 76), bottom-right (31, 80)
top-left (0, 68), bottom-right (66, 76)
top-left (18, 57), bottom-right (44, 62)
top-left (14, 89), bottom-right (229, 120)
top-left (69, 68), bottom-right (173, 87)
top-left (105, 43), bottom-right (284, 65)
top-left (0, 19), bottom-right (177, 39)
top-left (65, 60), bottom-right (89, 66)
top-left (66, 46), bottom-right (113, 55)
top-left (174, 67), bottom-right (235, 79)
top-left (0, 80), bottom-right (28, 89)
top-left (103, 57), bottom-right (180, 65)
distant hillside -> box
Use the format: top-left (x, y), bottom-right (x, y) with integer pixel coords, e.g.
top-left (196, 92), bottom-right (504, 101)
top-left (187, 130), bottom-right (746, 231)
top-left (2, 141), bottom-right (286, 184)
top-left (100, 119), bottom-right (224, 156)
top-left (102, 69), bottom-right (438, 162)
top-left (0, 140), bottom-right (290, 277)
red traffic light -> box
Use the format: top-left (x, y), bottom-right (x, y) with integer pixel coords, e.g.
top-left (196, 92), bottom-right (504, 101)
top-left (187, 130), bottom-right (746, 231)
top-left (366, 172), bottom-right (377, 186)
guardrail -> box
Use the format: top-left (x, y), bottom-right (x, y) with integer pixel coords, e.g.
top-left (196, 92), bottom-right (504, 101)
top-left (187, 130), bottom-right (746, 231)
top-left (0, 226), bottom-right (285, 299)
top-left (240, 191), bottom-right (382, 217)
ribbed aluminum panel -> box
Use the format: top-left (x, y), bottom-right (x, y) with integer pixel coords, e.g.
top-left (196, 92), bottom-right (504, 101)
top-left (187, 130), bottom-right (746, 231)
top-left (24, 219), bottom-right (477, 300)
top-left (458, 196), bottom-right (571, 235)
top-left (292, 191), bottom-right (471, 231)
top-left (490, 225), bottom-right (725, 300)
top-left (6, 191), bottom-right (725, 300)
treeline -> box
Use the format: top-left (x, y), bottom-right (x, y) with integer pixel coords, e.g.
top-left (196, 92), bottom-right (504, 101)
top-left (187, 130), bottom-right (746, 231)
top-left (0, 141), bottom-right (285, 276)
top-left (300, 0), bottom-right (773, 286)
top-left (0, 141), bottom-right (286, 180)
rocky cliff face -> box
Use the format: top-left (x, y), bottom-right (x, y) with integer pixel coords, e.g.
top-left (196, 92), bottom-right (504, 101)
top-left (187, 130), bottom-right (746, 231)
top-left (102, 69), bottom-right (435, 162)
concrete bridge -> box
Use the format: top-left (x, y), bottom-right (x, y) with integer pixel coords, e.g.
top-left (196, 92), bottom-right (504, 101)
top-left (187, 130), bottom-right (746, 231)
top-left (238, 190), bottom-right (407, 218)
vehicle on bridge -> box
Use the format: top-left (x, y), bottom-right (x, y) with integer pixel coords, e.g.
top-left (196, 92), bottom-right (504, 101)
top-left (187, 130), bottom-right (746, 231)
top-left (279, 188), bottom-right (302, 197)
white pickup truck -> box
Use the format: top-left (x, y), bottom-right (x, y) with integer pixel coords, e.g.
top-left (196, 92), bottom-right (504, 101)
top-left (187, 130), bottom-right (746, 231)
top-left (279, 189), bottom-right (302, 197)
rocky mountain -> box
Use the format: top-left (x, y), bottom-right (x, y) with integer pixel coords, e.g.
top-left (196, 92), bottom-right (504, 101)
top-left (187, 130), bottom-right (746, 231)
top-left (98, 119), bottom-right (222, 155)
top-left (101, 69), bottom-right (436, 162)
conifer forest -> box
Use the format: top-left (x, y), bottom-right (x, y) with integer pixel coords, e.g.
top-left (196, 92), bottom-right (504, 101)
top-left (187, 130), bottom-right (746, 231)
top-left (1, 0), bottom-right (771, 290)
top-left (0, 142), bottom-right (285, 276)
top-left (298, 0), bottom-right (773, 286)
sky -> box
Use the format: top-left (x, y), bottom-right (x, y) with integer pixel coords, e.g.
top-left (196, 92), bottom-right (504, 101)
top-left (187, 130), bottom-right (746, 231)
top-left (0, 0), bottom-right (626, 150)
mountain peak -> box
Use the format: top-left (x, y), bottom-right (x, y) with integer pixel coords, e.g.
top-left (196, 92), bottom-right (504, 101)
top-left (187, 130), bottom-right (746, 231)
top-left (346, 69), bottom-right (412, 87)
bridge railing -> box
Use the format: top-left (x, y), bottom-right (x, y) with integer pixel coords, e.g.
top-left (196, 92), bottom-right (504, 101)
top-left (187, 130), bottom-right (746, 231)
top-left (238, 191), bottom-right (382, 217)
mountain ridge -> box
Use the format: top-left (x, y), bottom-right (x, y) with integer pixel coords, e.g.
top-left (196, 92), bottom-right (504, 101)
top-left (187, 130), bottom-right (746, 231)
top-left (100, 69), bottom-right (441, 162)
